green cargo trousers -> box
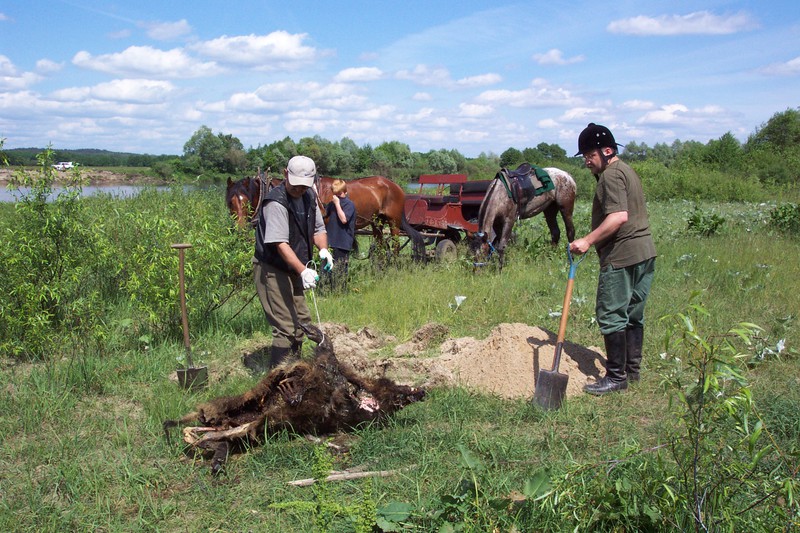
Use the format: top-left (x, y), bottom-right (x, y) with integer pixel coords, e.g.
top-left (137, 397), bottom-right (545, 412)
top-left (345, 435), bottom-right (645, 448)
top-left (595, 257), bottom-right (656, 335)
top-left (253, 259), bottom-right (312, 349)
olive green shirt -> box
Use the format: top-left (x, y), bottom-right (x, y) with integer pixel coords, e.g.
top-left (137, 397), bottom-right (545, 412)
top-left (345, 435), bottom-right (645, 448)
top-left (591, 159), bottom-right (656, 268)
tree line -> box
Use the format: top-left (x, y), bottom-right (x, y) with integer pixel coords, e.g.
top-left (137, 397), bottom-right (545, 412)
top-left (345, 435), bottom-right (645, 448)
top-left (4, 107), bottom-right (799, 186)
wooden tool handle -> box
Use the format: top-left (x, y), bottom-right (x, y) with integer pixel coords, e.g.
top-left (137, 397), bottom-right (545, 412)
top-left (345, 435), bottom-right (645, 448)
top-left (556, 277), bottom-right (574, 345)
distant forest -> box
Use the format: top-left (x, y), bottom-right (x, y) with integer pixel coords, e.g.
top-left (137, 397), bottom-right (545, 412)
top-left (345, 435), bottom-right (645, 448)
top-left (3, 148), bottom-right (175, 168)
top-left (3, 107), bottom-right (799, 187)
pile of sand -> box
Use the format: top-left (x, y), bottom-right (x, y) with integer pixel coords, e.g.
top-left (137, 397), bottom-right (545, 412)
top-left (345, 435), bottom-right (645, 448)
top-left (322, 322), bottom-right (606, 400)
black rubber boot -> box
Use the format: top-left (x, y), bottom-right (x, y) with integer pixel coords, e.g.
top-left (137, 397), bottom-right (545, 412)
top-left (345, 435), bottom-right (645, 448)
top-left (269, 345), bottom-right (292, 368)
top-left (290, 340), bottom-right (303, 358)
top-left (626, 326), bottom-right (644, 383)
top-left (584, 330), bottom-right (628, 395)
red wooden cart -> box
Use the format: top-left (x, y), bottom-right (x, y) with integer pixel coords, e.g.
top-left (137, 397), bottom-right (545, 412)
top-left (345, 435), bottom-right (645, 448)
top-left (404, 174), bottom-right (491, 261)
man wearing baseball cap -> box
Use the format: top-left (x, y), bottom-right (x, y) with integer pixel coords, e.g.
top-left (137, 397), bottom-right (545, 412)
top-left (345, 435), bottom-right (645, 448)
top-left (570, 124), bottom-right (656, 395)
top-left (253, 155), bottom-right (334, 368)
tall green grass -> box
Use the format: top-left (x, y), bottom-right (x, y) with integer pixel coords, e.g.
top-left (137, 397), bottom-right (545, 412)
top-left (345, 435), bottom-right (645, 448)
top-left (1, 183), bottom-right (799, 530)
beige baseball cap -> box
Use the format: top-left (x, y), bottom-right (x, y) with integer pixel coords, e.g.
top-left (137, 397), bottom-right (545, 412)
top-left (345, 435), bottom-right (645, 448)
top-left (286, 155), bottom-right (317, 187)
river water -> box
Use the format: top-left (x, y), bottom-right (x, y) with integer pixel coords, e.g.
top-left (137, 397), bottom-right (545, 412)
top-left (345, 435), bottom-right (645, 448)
top-left (0, 184), bottom-right (205, 203)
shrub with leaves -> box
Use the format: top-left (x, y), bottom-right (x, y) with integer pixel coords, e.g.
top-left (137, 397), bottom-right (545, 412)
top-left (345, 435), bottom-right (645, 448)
top-left (687, 206), bottom-right (726, 236)
top-left (0, 148), bottom-right (113, 359)
top-left (769, 203), bottom-right (800, 234)
top-left (525, 298), bottom-right (799, 531)
top-left (102, 187), bottom-right (253, 337)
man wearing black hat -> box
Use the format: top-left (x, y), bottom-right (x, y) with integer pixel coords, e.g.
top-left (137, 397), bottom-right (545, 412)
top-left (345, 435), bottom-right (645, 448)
top-left (570, 124), bottom-right (656, 395)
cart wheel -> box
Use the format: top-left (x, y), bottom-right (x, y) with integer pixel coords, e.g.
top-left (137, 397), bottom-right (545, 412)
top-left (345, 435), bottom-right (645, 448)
top-left (443, 229), bottom-right (461, 245)
top-left (435, 239), bottom-right (458, 262)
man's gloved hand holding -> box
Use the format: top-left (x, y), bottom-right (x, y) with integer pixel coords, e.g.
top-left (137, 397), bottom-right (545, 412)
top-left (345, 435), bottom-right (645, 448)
top-left (300, 268), bottom-right (319, 289)
top-left (319, 248), bottom-right (334, 273)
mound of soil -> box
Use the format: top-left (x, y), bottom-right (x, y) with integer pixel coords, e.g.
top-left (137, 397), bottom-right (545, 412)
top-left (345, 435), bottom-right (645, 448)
top-left (238, 322), bottom-right (607, 400)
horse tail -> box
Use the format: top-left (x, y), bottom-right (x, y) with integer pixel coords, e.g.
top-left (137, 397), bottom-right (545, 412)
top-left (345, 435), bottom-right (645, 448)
top-left (476, 178), bottom-right (500, 236)
top-left (400, 211), bottom-right (426, 262)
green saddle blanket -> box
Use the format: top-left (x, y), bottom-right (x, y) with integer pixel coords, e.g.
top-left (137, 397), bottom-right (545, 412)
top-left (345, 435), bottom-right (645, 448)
top-left (496, 163), bottom-right (554, 201)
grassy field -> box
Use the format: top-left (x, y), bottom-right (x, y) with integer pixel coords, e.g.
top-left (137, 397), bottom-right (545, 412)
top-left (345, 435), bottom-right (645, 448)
top-left (1, 194), bottom-right (799, 531)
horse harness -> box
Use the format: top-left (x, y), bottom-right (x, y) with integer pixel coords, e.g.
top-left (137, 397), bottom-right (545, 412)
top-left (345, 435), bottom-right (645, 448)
top-left (496, 163), bottom-right (555, 216)
top-left (250, 170), bottom-right (276, 227)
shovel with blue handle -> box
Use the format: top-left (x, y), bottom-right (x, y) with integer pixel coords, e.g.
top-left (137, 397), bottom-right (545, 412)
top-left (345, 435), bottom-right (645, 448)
top-left (533, 243), bottom-right (585, 410)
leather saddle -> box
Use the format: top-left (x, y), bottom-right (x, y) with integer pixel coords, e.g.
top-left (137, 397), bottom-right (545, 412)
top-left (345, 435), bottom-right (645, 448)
top-left (496, 163), bottom-right (554, 208)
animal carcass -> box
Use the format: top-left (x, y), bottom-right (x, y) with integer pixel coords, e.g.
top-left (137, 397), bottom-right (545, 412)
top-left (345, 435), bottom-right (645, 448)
top-left (163, 325), bottom-right (426, 474)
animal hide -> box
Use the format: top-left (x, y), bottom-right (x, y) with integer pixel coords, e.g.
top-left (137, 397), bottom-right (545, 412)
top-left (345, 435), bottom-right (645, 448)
top-left (163, 325), bottom-right (426, 474)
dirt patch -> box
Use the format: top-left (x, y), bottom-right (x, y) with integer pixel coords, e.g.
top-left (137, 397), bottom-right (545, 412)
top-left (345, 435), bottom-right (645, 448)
top-left (240, 322), bottom-right (607, 400)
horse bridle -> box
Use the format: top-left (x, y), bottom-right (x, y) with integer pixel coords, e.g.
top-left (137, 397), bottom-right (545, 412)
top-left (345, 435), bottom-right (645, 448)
top-left (313, 174), bottom-right (327, 214)
top-left (249, 169), bottom-right (271, 226)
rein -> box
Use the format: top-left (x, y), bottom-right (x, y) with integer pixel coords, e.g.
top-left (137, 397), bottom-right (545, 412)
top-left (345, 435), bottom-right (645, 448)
top-left (249, 171), bottom-right (271, 226)
top-left (314, 174), bottom-right (326, 214)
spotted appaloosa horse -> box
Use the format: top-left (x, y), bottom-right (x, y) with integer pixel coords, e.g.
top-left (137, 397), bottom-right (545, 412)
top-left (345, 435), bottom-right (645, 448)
top-left (226, 174), bottom-right (283, 228)
top-left (315, 175), bottom-right (426, 261)
top-left (470, 167), bottom-right (577, 270)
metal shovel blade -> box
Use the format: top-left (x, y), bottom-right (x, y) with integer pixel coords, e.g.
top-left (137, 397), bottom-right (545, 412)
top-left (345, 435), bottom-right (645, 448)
top-left (533, 345), bottom-right (569, 411)
top-left (532, 244), bottom-right (583, 411)
top-left (177, 366), bottom-right (208, 391)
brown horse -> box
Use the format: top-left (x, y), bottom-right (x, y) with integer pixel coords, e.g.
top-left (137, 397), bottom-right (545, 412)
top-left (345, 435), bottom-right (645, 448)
top-left (471, 167), bottom-right (576, 270)
top-left (226, 172), bottom-right (283, 228)
top-left (315, 175), bottom-right (425, 261)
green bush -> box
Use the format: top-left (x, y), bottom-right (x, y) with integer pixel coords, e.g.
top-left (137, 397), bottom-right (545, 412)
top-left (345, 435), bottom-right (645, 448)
top-left (686, 206), bottom-right (726, 236)
top-left (769, 203), bottom-right (800, 234)
top-left (0, 149), bottom-right (114, 359)
top-left (91, 187), bottom-right (253, 337)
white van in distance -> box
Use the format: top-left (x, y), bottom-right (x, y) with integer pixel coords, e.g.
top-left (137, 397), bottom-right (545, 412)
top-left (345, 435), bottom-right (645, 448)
top-left (52, 162), bottom-right (75, 171)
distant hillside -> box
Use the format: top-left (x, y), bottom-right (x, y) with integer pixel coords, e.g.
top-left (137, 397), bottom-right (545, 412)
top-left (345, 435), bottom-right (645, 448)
top-left (3, 147), bottom-right (178, 167)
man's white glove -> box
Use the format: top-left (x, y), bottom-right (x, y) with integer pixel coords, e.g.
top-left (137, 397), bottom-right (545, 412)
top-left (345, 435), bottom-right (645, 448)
top-left (319, 248), bottom-right (334, 273)
top-left (300, 268), bottom-right (319, 289)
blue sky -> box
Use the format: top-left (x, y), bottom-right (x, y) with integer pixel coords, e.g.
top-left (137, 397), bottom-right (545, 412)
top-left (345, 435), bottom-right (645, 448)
top-left (1, 1), bottom-right (798, 157)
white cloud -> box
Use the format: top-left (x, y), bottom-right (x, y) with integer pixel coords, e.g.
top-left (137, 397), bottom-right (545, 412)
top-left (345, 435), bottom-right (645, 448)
top-left (412, 92), bottom-right (432, 101)
top-left (455, 73), bottom-right (501, 87)
top-left (284, 117), bottom-right (337, 133)
top-left (225, 92), bottom-right (281, 111)
top-left (0, 55), bottom-right (16, 76)
top-left (189, 31), bottom-right (319, 69)
top-left (559, 107), bottom-right (612, 124)
top-left (253, 82), bottom-right (302, 102)
top-left (621, 99), bottom-right (655, 111)
top-left (141, 19), bottom-right (192, 41)
top-left (0, 13), bottom-right (9, 22)
top-left (351, 105), bottom-right (396, 121)
top-left (532, 49), bottom-right (584, 66)
top-left (285, 107), bottom-right (339, 120)
top-left (92, 79), bottom-right (177, 103)
top-left (759, 56), bottom-right (800, 76)
top-left (36, 59), bottom-right (63, 74)
top-left (476, 80), bottom-right (581, 108)
top-left (334, 67), bottom-right (383, 82)
top-left (638, 104), bottom-right (690, 124)
top-left (458, 102), bottom-right (493, 117)
top-left (396, 107), bottom-right (436, 122)
top-left (608, 11), bottom-right (758, 36)
top-left (0, 56), bottom-right (42, 89)
top-left (395, 64), bottom-right (453, 87)
top-left (73, 46), bottom-right (222, 79)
